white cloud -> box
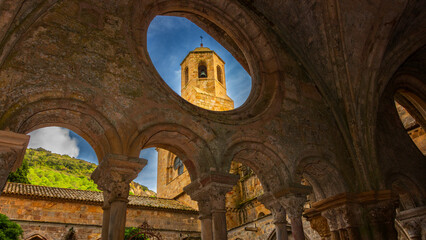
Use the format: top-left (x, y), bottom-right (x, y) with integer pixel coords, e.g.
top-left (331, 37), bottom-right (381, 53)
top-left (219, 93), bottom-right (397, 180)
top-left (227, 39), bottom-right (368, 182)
top-left (28, 127), bottom-right (80, 158)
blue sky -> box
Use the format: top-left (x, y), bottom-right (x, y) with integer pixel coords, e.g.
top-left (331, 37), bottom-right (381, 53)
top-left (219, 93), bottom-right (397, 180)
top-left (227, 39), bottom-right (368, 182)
top-left (26, 16), bottom-right (251, 192)
top-left (147, 16), bottom-right (251, 107)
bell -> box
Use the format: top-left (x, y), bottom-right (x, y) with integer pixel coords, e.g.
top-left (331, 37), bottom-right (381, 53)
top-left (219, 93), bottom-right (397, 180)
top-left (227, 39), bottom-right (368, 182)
top-left (200, 70), bottom-right (207, 78)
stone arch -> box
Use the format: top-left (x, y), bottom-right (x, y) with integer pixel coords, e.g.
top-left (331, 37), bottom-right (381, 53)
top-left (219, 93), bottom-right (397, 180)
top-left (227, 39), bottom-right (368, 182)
top-left (376, 2), bottom-right (426, 99)
top-left (224, 141), bottom-right (291, 194)
top-left (386, 173), bottom-right (426, 210)
top-left (24, 233), bottom-right (51, 240)
top-left (128, 123), bottom-right (215, 180)
top-left (0, 97), bottom-right (123, 162)
top-left (0, 0), bottom-right (61, 68)
top-left (26, 235), bottom-right (48, 240)
top-left (295, 151), bottom-right (348, 201)
top-left (129, 0), bottom-right (285, 122)
top-left (267, 230), bottom-right (276, 240)
top-left (376, 48), bottom-right (426, 197)
top-left (394, 89), bottom-right (426, 130)
top-left (198, 61), bottom-right (207, 78)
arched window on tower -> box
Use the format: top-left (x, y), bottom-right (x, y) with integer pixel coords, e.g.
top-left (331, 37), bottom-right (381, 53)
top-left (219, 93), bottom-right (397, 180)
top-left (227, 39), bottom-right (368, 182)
top-left (184, 67), bottom-right (189, 85)
top-left (173, 157), bottom-right (184, 175)
top-left (217, 65), bottom-right (223, 84)
top-left (198, 62), bottom-right (207, 78)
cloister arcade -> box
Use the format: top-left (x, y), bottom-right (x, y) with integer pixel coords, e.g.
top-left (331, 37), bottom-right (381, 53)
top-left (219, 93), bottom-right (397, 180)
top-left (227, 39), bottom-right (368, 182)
top-left (0, 0), bottom-right (424, 240)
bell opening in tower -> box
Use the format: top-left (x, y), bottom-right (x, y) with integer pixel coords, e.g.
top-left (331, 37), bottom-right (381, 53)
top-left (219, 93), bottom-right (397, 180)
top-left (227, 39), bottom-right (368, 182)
top-left (147, 15), bottom-right (252, 111)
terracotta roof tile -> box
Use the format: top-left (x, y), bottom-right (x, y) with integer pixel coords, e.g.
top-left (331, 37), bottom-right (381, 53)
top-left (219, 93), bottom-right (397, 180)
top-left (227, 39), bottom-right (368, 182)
top-left (2, 182), bottom-right (196, 212)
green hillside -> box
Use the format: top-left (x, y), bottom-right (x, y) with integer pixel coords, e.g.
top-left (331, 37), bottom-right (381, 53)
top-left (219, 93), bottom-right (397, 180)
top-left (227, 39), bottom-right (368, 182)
top-left (13, 148), bottom-right (100, 191)
top-left (8, 148), bottom-right (155, 196)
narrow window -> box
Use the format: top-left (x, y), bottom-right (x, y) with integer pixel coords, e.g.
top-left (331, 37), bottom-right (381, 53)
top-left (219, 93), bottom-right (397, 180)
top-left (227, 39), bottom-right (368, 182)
top-left (184, 67), bottom-right (189, 85)
top-left (173, 157), bottom-right (184, 175)
top-left (217, 65), bottom-right (223, 84)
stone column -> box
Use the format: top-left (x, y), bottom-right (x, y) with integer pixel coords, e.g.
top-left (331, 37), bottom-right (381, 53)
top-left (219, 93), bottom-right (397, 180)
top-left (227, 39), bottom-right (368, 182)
top-left (366, 200), bottom-right (398, 240)
top-left (0, 130), bottom-right (29, 194)
top-left (321, 208), bottom-right (341, 240)
top-left (101, 192), bottom-right (111, 240)
top-left (397, 206), bottom-right (426, 240)
top-left (92, 154), bottom-right (147, 240)
top-left (184, 180), bottom-right (213, 240)
top-left (198, 199), bottom-right (213, 240)
top-left (209, 183), bottom-right (233, 240)
top-left (184, 172), bottom-right (238, 240)
top-left (259, 193), bottom-right (288, 240)
top-left (280, 195), bottom-right (307, 240)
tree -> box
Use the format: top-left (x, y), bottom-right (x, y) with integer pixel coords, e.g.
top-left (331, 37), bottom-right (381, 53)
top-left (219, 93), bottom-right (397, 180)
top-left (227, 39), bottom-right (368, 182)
top-left (124, 227), bottom-right (147, 240)
top-left (0, 214), bottom-right (23, 240)
top-left (7, 159), bottom-right (30, 184)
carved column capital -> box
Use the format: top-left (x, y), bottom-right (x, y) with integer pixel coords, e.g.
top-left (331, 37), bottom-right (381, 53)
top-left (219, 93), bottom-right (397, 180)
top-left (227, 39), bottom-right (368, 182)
top-left (278, 194), bottom-right (307, 220)
top-left (321, 208), bottom-right (339, 232)
top-left (0, 150), bottom-right (17, 170)
top-left (366, 200), bottom-right (397, 225)
top-left (91, 154), bottom-right (147, 202)
top-left (258, 193), bottom-right (287, 224)
top-left (207, 182), bottom-right (235, 212)
top-left (309, 215), bottom-right (331, 239)
top-left (102, 191), bottom-right (111, 209)
top-left (321, 204), bottom-right (362, 231)
top-left (397, 206), bottom-right (426, 239)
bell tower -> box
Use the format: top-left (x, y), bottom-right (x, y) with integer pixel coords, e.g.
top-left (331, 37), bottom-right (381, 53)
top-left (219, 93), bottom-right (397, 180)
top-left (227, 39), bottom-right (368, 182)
top-left (180, 44), bottom-right (234, 111)
top-left (156, 44), bottom-right (234, 209)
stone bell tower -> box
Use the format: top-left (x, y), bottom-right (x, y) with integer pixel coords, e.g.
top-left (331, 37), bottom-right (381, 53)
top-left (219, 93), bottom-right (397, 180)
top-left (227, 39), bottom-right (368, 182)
top-left (180, 44), bottom-right (234, 111)
top-left (156, 45), bottom-right (234, 208)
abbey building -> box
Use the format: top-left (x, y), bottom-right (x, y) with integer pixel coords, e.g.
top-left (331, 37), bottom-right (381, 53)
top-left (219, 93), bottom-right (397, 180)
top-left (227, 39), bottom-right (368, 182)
top-left (0, 0), bottom-right (424, 240)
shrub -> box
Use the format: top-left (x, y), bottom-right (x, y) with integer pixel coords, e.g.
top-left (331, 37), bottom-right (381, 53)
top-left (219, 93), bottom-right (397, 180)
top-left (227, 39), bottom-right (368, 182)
top-left (0, 214), bottom-right (23, 240)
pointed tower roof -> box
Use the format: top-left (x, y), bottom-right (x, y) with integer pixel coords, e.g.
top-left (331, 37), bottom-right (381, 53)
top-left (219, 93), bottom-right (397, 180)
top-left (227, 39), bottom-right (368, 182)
top-left (192, 46), bottom-right (212, 52)
top-left (180, 46), bottom-right (225, 65)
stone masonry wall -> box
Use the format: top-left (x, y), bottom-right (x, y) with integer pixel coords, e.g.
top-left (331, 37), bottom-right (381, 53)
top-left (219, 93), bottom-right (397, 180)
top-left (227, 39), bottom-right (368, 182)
top-left (156, 148), bottom-right (198, 209)
top-left (0, 195), bottom-right (200, 240)
top-left (228, 215), bottom-right (276, 240)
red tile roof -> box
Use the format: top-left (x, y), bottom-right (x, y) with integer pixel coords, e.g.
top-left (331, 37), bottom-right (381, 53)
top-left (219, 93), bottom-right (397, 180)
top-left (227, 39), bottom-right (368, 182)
top-left (2, 182), bottom-right (197, 213)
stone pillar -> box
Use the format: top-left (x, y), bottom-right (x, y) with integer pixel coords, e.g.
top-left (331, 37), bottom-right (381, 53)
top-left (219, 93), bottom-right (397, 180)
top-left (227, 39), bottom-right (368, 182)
top-left (0, 130), bottom-right (29, 195)
top-left (259, 193), bottom-right (288, 240)
top-left (366, 200), bottom-right (398, 240)
top-left (209, 183), bottom-right (233, 240)
top-left (92, 154), bottom-right (147, 240)
top-left (101, 192), bottom-right (111, 240)
top-left (198, 199), bottom-right (213, 240)
top-left (397, 206), bottom-right (426, 240)
top-left (280, 195), bottom-right (307, 240)
top-left (184, 172), bottom-right (238, 240)
top-left (184, 180), bottom-right (214, 240)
